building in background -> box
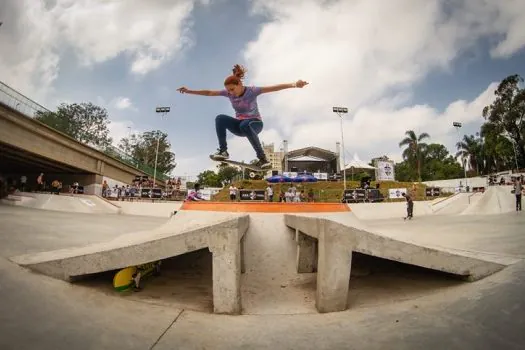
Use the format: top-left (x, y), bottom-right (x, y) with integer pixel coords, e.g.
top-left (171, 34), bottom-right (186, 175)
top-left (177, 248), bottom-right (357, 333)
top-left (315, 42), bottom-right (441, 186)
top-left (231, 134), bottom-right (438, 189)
top-left (283, 146), bottom-right (339, 174)
top-left (262, 142), bottom-right (284, 172)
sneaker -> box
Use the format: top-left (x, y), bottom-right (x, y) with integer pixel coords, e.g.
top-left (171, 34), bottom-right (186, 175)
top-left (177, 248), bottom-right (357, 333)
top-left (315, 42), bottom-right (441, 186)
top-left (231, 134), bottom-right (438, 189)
top-left (255, 158), bottom-right (272, 170)
top-left (211, 149), bottom-right (229, 160)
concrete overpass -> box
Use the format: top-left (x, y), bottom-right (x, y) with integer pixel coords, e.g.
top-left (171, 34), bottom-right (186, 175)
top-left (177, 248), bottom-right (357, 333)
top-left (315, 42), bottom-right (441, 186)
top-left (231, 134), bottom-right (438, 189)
top-left (0, 101), bottom-right (163, 195)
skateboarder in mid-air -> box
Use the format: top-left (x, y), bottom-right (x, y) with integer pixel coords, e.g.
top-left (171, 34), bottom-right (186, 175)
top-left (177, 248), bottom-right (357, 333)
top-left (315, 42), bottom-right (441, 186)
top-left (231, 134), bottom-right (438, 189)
top-left (177, 64), bottom-right (308, 170)
top-left (402, 192), bottom-right (413, 220)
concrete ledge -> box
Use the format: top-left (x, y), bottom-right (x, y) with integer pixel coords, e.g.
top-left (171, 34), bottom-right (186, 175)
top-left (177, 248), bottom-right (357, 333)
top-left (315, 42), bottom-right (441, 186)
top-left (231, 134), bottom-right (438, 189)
top-left (10, 211), bottom-right (249, 315)
top-left (285, 213), bottom-right (516, 313)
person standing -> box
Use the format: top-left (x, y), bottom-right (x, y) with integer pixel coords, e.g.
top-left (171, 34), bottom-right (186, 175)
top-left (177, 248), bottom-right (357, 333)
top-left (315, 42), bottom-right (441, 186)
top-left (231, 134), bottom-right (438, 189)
top-left (515, 178), bottom-right (523, 211)
top-left (402, 192), bottom-right (414, 220)
top-left (266, 184), bottom-right (273, 202)
top-left (229, 184), bottom-right (238, 201)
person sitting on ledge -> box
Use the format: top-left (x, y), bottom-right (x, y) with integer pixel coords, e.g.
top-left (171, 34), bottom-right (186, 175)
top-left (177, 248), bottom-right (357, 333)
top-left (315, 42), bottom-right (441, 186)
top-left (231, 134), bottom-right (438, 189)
top-left (186, 183), bottom-right (205, 201)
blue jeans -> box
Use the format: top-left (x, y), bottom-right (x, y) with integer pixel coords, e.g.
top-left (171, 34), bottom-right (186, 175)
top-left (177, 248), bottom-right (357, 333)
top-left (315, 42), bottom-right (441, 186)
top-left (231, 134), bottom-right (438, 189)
top-left (215, 114), bottom-right (265, 160)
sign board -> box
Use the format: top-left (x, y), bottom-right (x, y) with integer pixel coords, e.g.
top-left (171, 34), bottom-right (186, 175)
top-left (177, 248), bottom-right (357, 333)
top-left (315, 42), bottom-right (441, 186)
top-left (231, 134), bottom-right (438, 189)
top-left (388, 188), bottom-right (407, 199)
top-left (375, 160), bottom-right (395, 181)
top-left (140, 188), bottom-right (162, 199)
top-left (425, 187), bottom-right (441, 197)
top-left (312, 172), bottom-right (328, 180)
top-left (239, 189), bottom-right (266, 201)
top-left (343, 189), bottom-right (366, 202)
top-left (282, 172), bottom-right (298, 178)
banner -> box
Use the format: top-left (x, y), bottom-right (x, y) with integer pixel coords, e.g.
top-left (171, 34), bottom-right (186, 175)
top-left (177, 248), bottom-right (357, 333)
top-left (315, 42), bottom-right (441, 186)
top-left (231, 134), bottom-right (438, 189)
top-left (425, 187), bottom-right (441, 197)
top-left (282, 172), bottom-right (298, 178)
top-left (375, 160), bottom-right (395, 181)
top-left (388, 188), bottom-right (407, 199)
top-left (343, 189), bottom-right (366, 202)
top-left (239, 189), bottom-right (266, 201)
top-left (312, 172), bottom-right (328, 180)
top-left (140, 188), bottom-right (162, 199)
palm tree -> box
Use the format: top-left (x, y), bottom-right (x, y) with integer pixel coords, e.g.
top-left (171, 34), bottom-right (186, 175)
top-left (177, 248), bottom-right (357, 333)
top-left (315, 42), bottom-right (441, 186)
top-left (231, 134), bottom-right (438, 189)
top-left (399, 130), bottom-right (430, 182)
top-left (455, 134), bottom-right (481, 175)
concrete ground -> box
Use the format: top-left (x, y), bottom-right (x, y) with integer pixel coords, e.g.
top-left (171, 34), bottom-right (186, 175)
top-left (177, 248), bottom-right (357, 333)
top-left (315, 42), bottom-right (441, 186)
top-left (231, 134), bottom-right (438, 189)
top-left (1, 204), bottom-right (524, 349)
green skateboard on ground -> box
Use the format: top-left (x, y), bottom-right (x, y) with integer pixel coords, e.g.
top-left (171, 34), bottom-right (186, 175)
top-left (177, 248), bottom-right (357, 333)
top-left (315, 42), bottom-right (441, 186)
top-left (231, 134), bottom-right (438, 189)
top-left (113, 261), bottom-right (162, 292)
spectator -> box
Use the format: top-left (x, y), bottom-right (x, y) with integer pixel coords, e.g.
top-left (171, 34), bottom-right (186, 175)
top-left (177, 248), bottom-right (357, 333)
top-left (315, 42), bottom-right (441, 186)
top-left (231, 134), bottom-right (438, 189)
top-left (20, 175), bottom-right (27, 192)
top-left (266, 185), bottom-right (273, 202)
top-left (187, 183), bottom-right (205, 201)
top-left (229, 184), bottom-right (238, 201)
top-left (37, 173), bottom-right (44, 192)
top-left (307, 189), bottom-right (315, 202)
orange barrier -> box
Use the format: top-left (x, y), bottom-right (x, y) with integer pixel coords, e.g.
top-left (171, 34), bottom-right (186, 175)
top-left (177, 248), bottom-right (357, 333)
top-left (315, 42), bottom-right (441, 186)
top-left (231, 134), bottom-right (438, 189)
top-left (180, 201), bottom-right (351, 213)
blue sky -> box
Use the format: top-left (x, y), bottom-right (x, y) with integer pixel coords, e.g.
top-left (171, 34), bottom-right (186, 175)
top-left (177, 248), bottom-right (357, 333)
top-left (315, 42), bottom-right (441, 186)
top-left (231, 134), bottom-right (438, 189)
top-left (1, 0), bottom-right (525, 179)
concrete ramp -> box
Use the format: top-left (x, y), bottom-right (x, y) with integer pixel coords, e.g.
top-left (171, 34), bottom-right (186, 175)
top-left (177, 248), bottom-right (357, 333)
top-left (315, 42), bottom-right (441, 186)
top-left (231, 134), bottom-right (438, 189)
top-left (285, 212), bottom-right (515, 312)
top-left (2, 192), bottom-right (119, 214)
top-left (461, 186), bottom-right (516, 215)
top-left (10, 210), bottom-right (249, 314)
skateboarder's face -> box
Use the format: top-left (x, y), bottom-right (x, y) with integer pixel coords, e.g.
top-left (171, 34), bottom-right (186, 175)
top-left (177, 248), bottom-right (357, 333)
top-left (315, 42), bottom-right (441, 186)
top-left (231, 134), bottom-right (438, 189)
top-left (225, 83), bottom-right (244, 97)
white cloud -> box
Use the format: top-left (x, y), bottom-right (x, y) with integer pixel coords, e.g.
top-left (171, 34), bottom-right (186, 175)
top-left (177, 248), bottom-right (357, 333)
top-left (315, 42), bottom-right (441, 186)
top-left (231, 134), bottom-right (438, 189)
top-left (231, 0), bottom-right (525, 166)
top-left (107, 120), bottom-right (135, 147)
top-left (114, 97), bottom-right (134, 111)
top-left (0, 0), bottom-right (205, 100)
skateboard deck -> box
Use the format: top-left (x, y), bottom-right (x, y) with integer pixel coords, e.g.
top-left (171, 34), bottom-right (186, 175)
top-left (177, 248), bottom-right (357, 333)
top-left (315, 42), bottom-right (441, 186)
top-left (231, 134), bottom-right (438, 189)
top-left (210, 156), bottom-right (266, 172)
top-left (113, 260), bottom-right (162, 292)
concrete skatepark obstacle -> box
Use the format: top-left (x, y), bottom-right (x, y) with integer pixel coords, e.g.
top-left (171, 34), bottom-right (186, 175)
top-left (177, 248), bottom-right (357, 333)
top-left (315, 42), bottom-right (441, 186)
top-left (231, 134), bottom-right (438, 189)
top-left (8, 198), bottom-right (520, 316)
top-left (285, 212), bottom-right (516, 313)
top-left (1, 191), bottom-right (525, 349)
top-left (10, 210), bottom-right (249, 314)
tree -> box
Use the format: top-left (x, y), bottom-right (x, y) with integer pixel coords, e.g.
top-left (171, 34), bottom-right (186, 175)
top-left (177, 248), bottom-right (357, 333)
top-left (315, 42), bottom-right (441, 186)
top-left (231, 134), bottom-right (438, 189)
top-left (482, 74), bottom-right (525, 169)
top-left (399, 130), bottom-right (430, 182)
top-left (217, 164), bottom-right (241, 184)
top-left (480, 123), bottom-right (516, 173)
top-left (422, 143), bottom-right (463, 180)
top-left (35, 102), bottom-right (113, 148)
top-left (197, 170), bottom-right (222, 187)
top-left (455, 134), bottom-right (482, 175)
top-left (119, 130), bottom-right (177, 175)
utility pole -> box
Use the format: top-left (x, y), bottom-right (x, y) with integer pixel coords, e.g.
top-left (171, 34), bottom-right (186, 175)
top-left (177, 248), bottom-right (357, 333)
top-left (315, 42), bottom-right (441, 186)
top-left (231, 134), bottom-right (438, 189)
top-left (333, 107), bottom-right (348, 190)
top-left (154, 106), bottom-right (170, 187)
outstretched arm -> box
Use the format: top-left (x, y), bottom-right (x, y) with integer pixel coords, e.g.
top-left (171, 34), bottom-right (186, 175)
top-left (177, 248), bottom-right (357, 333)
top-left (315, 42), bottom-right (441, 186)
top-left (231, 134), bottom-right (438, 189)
top-left (260, 80), bottom-right (308, 94)
top-left (177, 87), bottom-right (222, 96)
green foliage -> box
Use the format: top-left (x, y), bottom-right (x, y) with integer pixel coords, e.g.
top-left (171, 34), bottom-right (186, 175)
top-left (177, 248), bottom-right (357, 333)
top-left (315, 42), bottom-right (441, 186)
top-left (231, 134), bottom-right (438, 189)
top-left (119, 130), bottom-right (177, 175)
top-left (399, 130), bottom-right (430, 182)
top-left (482, 74), bottom-right (525, 170)
top-left (217, 165), bottom-right (241, 184)
top-left (197, 170), bottom-right (222, 187)
top-left (35, 102), bottom-right (112, 148)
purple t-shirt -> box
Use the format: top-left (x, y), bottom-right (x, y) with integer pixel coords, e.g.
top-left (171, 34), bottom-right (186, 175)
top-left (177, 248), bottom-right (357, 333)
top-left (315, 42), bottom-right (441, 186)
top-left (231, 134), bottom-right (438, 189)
top-left (220, 86), bottom-right (263, 120)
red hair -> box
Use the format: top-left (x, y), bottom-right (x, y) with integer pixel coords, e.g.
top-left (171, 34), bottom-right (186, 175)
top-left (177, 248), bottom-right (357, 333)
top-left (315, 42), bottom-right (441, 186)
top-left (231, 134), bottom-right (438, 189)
top-left (224, 64), bottom-right (246, 86)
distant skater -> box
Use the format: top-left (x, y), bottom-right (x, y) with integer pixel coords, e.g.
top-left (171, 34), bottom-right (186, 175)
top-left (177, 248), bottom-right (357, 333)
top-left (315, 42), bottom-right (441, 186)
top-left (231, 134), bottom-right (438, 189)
top-left (402, 192), bottom-right (413, 220)
top-left (515, 178), bottom-right (523, 211)
top-left (177, 64), bottom-right (308, 169)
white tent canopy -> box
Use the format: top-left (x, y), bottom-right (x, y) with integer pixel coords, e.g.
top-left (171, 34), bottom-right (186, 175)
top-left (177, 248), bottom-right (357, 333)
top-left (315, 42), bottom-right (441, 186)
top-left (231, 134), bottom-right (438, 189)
top-left (343, 154), bottom-right (376, 170)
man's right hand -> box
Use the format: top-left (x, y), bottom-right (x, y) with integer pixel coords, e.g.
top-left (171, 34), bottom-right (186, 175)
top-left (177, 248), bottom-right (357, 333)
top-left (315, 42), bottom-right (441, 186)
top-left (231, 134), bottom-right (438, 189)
top-left (177, 87), bottom-right (189, 94)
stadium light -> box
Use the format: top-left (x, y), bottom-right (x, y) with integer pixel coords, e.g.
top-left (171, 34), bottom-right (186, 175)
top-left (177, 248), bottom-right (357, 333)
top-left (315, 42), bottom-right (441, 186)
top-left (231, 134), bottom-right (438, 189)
top-left (333, 107), bottom-right (348, 190)
top-left (453, 121), bottom-right (467, 192)
top-left (156, 107), bottom-right (170, 113)
top-left (154, 106), bottom-right (171, 187)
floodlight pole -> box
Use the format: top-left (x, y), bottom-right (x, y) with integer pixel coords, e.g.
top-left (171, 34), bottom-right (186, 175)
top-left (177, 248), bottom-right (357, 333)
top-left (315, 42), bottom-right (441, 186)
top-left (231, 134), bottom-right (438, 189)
top-left (453, 122), bottom-right (467, 192)
top-left (333, 107), bottom-right (348, 190)
top-left (154, 106), bottom-right (171, 187)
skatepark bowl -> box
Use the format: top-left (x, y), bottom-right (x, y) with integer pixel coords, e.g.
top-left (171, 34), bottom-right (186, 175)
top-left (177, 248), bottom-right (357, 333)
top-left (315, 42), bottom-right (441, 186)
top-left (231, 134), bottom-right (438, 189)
top-left (1, 187), bottom-right (525, 349)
